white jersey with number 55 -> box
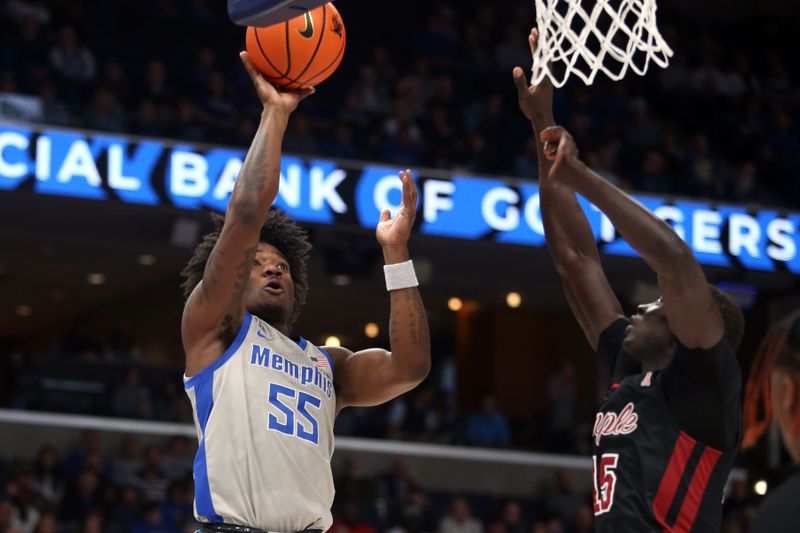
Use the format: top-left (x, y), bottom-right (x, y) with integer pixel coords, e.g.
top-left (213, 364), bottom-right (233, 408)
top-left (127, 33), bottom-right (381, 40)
top-left (184, 312), bottom-right (336, 531)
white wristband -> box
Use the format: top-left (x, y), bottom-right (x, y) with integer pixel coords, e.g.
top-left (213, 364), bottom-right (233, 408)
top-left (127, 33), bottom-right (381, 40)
top-left (384, 260), bottom-right (419, 291)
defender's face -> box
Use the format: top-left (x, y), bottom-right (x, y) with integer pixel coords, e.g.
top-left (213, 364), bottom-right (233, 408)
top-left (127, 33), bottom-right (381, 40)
top-left (243, 243), bottom-right (295, 322)
top-left (770, 369), bottom-right (800, 463)
top-left (622, 299), bottom-right (675, 362)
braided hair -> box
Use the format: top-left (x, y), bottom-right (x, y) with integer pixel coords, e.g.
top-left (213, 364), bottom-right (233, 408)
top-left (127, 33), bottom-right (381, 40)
top-left (743, 310), bottom-right (800, 448)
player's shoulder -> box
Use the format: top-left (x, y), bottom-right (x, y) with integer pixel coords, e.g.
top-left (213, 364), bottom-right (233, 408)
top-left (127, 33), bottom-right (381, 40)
top-left (672, 335), bottom-right (742, 379)
top-left (751, 469), bottom-right (800, 532)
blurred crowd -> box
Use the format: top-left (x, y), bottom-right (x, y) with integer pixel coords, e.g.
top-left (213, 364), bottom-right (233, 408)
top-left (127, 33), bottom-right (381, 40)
top-left (2, 0), bottom-right (799, 206)
top-left (0, 431), bottom-right (762, 533)
top-left (6, 340), bottom-right (587, 455)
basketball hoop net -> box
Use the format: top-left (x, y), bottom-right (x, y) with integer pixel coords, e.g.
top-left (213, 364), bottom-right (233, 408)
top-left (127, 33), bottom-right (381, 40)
top-left (531, 0), bottom-right (673, 87)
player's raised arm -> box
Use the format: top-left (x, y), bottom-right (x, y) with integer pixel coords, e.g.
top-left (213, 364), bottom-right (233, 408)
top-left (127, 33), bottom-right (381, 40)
top-left (542, 126), bottom-right (724, 349)
top-left (182, 52), bottom-right (313, 376)
top-left (513, 29), bottom-right (623, 350)
top-left (326, 170), bottom-right (431, 409)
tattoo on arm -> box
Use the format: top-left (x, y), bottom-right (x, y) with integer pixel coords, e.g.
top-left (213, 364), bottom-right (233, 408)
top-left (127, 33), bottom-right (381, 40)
top-left (391, 289), bottom-right (429, 351)
top-left (230, 246), bottom-right (258, 308)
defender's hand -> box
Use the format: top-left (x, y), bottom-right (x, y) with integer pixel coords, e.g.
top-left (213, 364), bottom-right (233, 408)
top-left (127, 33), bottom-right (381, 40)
top-left (376, 170), bottom-right (417, 257)
top-left (540, 126), bottom-right (580, 181)
top-left (240, 51), bottom-right (314, 113)
top-left (512, 28), bottom-right (554, 123)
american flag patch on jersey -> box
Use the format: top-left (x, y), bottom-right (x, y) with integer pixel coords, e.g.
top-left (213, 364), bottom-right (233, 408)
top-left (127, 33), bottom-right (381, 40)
top-left (312, 356), bottom-right (329, 368)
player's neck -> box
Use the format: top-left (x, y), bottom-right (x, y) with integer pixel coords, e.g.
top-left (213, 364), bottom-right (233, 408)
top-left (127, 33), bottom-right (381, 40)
top-left (270, 320), bottom-right (290, 337)
top-left (640, 349), bottom-right (672, 373)
top-left (253, 308), bottom-right (291, 337)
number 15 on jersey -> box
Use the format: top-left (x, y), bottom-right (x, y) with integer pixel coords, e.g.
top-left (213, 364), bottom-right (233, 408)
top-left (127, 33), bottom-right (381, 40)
top-left (593, 453), bottom-right (619, 515)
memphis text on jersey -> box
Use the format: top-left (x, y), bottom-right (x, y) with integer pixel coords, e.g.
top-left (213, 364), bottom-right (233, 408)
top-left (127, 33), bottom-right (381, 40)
top-left (249, 343), bottom-right (334, 398)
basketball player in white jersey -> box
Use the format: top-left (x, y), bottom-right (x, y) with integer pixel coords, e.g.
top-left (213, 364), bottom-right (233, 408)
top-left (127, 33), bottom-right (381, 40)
top-left (178, 52), bottom-right (431, 533)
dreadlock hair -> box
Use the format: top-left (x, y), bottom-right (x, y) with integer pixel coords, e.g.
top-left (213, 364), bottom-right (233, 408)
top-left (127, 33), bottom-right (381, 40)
top-left (743, 310), bottom-right (800, 449)
top-left (180, 209), bottom-right (312, 330)
top-left (708, 284), bottom-right (745, 352)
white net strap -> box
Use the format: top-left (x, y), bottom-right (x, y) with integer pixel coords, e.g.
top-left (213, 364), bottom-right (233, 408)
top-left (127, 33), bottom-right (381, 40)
top-left (531, 0), bottom-right (674, 87)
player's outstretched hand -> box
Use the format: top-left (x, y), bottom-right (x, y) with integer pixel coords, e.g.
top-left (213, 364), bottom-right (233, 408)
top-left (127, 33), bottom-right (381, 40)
top-left (540, 126), bottom-right (580, 181)
top-left (240, 51), bottom-right (314, 113)
top-left (512, 28), bottom-right (553, 123)
top-left (376, 170), bottom-right (417, 250)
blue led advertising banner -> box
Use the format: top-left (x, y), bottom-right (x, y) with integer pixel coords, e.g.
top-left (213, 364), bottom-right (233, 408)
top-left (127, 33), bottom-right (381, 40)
top-left (1, 122), bottom-right (799, 274)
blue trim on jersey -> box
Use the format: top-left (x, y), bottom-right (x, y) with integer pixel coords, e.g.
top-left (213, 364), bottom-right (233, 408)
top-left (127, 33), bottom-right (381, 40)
top-left (192, 374), bottom-right (223, 522)
top-left (318, 347), bottom-right (335, 372)
top-left (184, 312), bottom-right (253, 390)
top-left (297, 337), bottom-right (309, 350)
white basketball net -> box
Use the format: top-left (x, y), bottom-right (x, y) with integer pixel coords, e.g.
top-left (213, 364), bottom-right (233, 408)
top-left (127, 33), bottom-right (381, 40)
top-left (531, 0), bottom-right (674, 87)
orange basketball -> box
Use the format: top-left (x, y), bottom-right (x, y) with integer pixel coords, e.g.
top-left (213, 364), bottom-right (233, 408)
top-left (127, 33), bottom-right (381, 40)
top-left (245, 2), bottom-right (346, 90)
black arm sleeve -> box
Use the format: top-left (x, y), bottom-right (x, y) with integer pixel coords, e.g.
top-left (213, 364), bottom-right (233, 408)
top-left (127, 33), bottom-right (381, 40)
top-left (662, 340), bottom-right (742, 451)
top-left (597, 318), bottom-right (641, 387)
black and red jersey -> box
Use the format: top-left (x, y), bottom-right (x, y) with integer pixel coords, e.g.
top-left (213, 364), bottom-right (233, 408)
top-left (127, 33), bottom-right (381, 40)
top-left (592, 318), bottom-right (741, 533)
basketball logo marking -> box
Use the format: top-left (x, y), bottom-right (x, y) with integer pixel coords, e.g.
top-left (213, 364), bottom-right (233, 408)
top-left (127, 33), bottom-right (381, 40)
top-left (298, 12), bottom-right (315, 39)
top-left (330, 15), bottom-right (343, 37)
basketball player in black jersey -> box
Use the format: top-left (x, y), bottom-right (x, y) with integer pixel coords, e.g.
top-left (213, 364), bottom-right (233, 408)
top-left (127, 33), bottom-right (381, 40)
top-left (513, 29), bottom-right (745, 532)
top-left (743, 310), bottom-right (800, 532)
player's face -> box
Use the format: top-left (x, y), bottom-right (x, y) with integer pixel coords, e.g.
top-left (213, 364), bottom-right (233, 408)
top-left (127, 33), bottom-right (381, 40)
top-left (243, 243), bottom-right (295, 324)
top-left (622, 299), bottom-right (676, 364)
top-left (770, 368), bottom-right (800, 463)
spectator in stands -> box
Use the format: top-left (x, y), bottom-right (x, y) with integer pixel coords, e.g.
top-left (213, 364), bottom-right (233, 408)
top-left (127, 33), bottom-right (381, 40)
top-left (334, 456), bottom-right (376, 506)
top-left (112, 436), bottom-right (141, 486)
top-left (58, 468), bottom-right (103, 528)
top-left (545, 364), bottom-right (577, 453)
top-left (160, 437), bottom-right (192, 481)
top-left (541, 469), bottom-right (582, 530)
top-left (513, 137), bottom-right (540, 179)
top-left (683, 133), bottom-right (720, 198)
top-left (85, 88), bottom-right (125, 132)
top-left (49, 27), bottom-right (95, 82)
top-left (31, 446), bottom-right (63, 506)
top-left (438, 498), bottom-right (483, 533)
top-left (135, 446), bottom-right (168, 503)
top-left (498, 501), bottom-right (527, 533)
top-left (10, 18), bottom-right (49, 89)
top-left (81, 511), bottom-right (103, 533)
top-left (153, 380), bottom-right (191, 423)
top-left (159, 480), bottom-right (193, 530)
top-left (572, 504), bottom-right (593, 533)
top-left (466, 395), bottom-right (511, 448)
top-left (63, 430), bottom-right (102, 479)
top-left (436, 392), bottom-right (462, 445)
top-left (377, 458), bottom-right (415, 505)
top-left (132, 502), bottom-right (176, 533)
top-left (329, 501), bottom-right (379, 533)
top-left (376, 458), bottom-right (417, 528)
top-left (728, 160), bottom-right (758, 202)
top-left (6, 468), bottom-right (40, 533)
top-left (5, 0), bottom-right (51, 24)
top-left (0, 497), bottom-right (20, 533)
top-left (37, 83), bottom-right (71, 126)
top-left (388, 485), bottom-right (435, 533)
top-left (108, 485), bottom-right (141, 533)
top-left (388, 385), bottom-right (439, 441)
top-left (112, 368), bottom-right (152, 419)
top-left (32, 513), bottom-right (58, 533)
